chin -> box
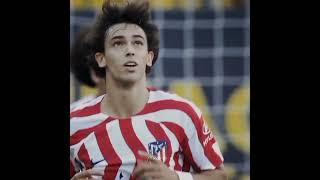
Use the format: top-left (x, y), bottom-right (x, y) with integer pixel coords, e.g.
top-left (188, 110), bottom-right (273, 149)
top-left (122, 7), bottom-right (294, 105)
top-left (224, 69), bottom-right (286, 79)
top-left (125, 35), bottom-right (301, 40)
top-left (118, 74), bottom-right (142, 84)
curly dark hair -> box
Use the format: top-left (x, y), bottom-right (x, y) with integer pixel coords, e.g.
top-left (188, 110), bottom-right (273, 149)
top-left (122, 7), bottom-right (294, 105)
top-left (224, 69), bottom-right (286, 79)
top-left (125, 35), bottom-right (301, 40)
top-left (85, 0), bottom-right (159, 78)
top-left (70, 28), bottom-right (97, 87)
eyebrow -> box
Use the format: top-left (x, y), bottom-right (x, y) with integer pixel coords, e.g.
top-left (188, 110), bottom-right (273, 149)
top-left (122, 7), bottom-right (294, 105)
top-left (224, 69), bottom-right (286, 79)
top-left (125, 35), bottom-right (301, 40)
top-left (110, 35), bottom-right (145, 41)
top-left (132, 35), bottom-right (144, 40)
top-left (110, 35), bottom-right (123, 40)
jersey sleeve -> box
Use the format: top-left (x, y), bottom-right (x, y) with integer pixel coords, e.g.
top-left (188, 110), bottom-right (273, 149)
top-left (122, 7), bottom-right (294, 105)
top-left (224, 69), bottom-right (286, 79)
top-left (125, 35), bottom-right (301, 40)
top-left (181, 107), bottom-right (224, 171)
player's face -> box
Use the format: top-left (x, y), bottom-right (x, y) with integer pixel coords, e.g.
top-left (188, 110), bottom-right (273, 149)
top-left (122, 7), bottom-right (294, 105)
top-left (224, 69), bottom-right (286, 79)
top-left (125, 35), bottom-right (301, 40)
top-left (96, 23), bottom-right (153, 84)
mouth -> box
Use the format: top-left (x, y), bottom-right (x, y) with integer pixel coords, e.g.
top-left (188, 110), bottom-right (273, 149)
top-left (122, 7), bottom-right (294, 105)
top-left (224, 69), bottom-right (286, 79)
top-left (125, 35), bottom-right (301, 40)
top-left (123, 61), bottom-right (138, 67)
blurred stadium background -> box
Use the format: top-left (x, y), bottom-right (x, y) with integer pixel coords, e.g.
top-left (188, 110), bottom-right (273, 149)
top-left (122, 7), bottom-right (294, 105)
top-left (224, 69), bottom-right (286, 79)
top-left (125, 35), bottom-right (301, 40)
top-left (70, 0), bottom-right (250, 179)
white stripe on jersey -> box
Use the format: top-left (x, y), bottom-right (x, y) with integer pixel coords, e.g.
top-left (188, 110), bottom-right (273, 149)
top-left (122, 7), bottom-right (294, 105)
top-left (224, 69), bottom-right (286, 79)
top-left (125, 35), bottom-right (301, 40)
top-left (190, 166), bottom-right (195, 173)
top-left (71, 95), bottom-right (104, 112)
top-left (148, 90), bottom-right (171, 103)
top-left (131, 117), bottom-right (157, 152)
top-left (134, 109), bottom-right (193, 136)
top-left (107, 120), bottom-right (136, 178)
top-left (70, 133), bottom-right (91, 171)
top-left (188, 132), bottom-right (215, 170)
top-left (170, 93), bottom-right (202, 118)
top-left (148, 90), bottom-right (202, 118)
top-left (70, 113), bottom-right (108, 135)
top-left (134, 109), bottom-right (214, 170)
top-left (212, 142), bottom-right (224, 162)
top-left (178, 146), bottom-right (183, 168)
top-left (160, 123), bottom-right (180, 170)
top-left (83, 133), bottom-right (107, 168)
top-left (70, 95), bottom-right (96, 111)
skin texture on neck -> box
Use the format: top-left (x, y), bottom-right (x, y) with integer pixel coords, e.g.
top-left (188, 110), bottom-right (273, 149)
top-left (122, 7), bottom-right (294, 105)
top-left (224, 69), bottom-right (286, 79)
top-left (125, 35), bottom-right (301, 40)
top-left (101, 75), bottom-right (149, 118)
top-left (96, 80), bottom-right (106, 97)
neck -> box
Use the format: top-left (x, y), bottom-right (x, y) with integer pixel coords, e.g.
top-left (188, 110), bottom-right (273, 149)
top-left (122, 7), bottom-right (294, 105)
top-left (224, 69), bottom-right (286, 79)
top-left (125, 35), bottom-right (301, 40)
top-left (101, 76), bottom-right (149, 118)
top-left (96, 81), bottom-right (106, 96)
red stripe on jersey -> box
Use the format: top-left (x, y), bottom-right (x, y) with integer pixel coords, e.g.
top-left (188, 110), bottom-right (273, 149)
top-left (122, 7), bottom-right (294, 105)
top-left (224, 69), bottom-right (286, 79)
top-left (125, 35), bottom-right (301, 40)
top-left (182, 158), bottom-right (191, 172)
top-left (197, 116), bottom-right (223, 166)
top-left (78, 144), bottom-right (92, 169)
top-left (95, 121), bottom-right (122, 180)
top-left (70, 117), bottom-right (114, 146)
top-left (70, 160), bottom-right (76, 178)
top-left (161, 122), bottom-right (201, 172)
top-left (173, 151), bottom-right (182, 171)
top-left (70, 102), bottom-right (101, 118)
top-left (119, 118), bottom-right (147, 159)
top-left (147, 86), bottom-right (159, 91)
top-left (140, 99), bottom-right (223, 168)
top-left (137, 100), bottom-right (177, 115)
top-left (145, 120), bottom-right (172, 166)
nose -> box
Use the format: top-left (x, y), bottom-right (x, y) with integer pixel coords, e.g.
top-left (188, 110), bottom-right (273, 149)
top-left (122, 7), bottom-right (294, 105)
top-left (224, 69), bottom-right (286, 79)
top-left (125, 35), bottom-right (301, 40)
top-left (125, 45), bottom-right (135, 57)
top-left (126, 52), bottom-right (134, 57)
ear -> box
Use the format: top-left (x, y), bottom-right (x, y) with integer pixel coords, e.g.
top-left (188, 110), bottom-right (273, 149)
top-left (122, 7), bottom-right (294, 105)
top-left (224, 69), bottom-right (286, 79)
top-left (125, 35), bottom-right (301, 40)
top-left (95, 52), bottom-right (107, 68)
top-left (146, 51), bottom-right (154, 67)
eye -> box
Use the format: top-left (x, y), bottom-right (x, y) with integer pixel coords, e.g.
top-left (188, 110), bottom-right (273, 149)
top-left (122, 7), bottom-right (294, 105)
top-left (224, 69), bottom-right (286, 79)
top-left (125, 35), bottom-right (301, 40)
top-left (134, 41), bottom-right (143, 46)
top-left (113, 41), bottom-right (124, 47)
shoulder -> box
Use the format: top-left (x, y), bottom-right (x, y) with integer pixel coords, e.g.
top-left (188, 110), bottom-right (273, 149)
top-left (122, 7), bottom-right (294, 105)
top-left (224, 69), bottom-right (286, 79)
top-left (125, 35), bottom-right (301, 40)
top-left (70, 94), bottom-right (105, 119)
top-left (148, 89), bottom-right (202, 118)
top-left (70, 95), bottom-right (96, 111)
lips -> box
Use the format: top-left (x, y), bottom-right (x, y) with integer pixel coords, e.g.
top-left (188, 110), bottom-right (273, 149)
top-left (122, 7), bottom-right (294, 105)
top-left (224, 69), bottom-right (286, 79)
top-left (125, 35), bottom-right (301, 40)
top-left (124, 61), bottom-right (138, 67)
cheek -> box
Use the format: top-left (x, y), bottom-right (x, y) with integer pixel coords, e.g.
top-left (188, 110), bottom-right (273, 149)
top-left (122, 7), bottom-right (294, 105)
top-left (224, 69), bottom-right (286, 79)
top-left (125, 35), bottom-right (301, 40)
top-left (138, 49), bottom-right (149, 60)
top-left (105, 52), bottom-right (122, 66)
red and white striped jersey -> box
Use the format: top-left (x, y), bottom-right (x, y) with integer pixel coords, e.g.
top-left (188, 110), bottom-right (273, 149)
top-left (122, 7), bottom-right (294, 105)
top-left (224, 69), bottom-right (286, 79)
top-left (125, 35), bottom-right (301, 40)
top-left (70, 94), bottom-right (97, 112)
top-left (70, 89), bottom-right (224, 180)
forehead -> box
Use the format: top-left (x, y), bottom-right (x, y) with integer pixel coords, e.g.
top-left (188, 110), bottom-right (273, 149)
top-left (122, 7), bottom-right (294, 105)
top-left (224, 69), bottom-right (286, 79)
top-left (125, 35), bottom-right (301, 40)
top-left (106, 23), bottom-right (146, 40)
